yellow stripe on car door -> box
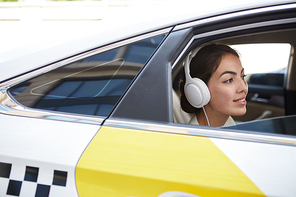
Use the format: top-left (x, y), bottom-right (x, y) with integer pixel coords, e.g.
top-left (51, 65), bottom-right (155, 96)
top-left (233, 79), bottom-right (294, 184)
top-left (76, 126), bottom-right (264, 197)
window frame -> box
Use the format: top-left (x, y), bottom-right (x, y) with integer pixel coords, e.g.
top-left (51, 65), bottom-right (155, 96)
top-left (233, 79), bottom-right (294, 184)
top-left (169, 3), bottom-right (296, 141)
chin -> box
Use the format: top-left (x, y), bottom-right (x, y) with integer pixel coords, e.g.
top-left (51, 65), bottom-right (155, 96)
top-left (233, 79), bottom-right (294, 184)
top-left (230, 108), bottom-right (247, 116)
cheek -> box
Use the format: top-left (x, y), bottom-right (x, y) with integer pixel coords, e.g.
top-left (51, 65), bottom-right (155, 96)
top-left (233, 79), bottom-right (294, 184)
top-left (209, 85), bottom-right (233, 106)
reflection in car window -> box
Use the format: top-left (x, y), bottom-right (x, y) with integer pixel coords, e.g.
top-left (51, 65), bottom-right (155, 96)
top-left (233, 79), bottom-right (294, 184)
top-left (9, 35), bottom-right (165, 117)
top-left (224, 115), bottom-right (296, 136)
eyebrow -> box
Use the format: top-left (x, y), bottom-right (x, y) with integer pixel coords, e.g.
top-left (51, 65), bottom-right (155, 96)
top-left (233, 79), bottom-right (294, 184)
top-left (219, 68), bottom-right (245, 78)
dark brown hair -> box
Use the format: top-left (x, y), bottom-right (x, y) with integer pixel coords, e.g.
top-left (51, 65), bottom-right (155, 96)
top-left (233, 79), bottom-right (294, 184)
top-left (179, 43), bottom-right (240, 113)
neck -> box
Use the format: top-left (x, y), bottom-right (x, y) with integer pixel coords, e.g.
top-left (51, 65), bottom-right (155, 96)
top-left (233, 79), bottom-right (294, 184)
top-left (196, 106), bottom-right (229, 127)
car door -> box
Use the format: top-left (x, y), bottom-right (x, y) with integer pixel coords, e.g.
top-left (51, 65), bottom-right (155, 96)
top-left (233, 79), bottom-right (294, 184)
top-left (75, 3), bottom-right (296, 197)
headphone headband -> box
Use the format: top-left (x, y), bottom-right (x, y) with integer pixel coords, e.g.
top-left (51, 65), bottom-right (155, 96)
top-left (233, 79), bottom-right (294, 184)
top-left (184, 46), bottom-right (202, 81)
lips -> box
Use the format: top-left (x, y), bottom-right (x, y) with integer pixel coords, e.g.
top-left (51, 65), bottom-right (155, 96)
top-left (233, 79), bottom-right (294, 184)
top-left (234, 97), bottom-right (246, 104)
top-left (235, 98), bottom-right (245, 102)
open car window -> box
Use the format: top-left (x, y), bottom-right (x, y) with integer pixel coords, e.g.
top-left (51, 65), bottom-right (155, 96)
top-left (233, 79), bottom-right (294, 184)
top-left (230, 43), bottom-right (291, 122)
top-left (172, 27), bottom-right (296, 137)
top-left (231, 43), bottom-right (291, 87)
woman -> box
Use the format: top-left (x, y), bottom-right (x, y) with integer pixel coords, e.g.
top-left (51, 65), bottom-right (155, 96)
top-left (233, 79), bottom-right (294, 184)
top-left (179, 43), bottom-right (248, 127)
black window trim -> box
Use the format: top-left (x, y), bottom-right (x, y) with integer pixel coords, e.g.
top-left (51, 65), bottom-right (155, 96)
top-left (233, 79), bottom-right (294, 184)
top-left (174, 3), bottom-right (296, 32)
top-left (172, 17), bottom-right (296, 70)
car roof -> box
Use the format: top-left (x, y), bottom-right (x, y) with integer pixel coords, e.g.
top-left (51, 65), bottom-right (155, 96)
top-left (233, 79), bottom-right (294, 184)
top-left (0, 0), bottom-right (295, 83)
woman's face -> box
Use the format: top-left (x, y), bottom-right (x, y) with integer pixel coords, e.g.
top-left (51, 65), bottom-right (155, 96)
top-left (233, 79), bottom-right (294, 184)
top-left (207, 53), bottom-right (248, 116)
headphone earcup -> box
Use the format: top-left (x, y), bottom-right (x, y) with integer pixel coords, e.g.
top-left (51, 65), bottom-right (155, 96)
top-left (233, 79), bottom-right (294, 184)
top-left (184, 78), bottom-right (211, 108)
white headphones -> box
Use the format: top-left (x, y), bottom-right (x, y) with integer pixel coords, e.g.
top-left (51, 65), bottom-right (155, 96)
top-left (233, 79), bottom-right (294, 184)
top-left (184, 46), bottom-right (211, 108)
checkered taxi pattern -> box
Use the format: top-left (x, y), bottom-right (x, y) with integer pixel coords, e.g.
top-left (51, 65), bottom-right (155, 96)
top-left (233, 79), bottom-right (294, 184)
top-left (0, 162), bottom-right (67, 197)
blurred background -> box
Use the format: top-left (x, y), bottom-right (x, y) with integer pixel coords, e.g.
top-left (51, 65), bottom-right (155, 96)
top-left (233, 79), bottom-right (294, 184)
top-left (0, 0), bottom-right (189, 62)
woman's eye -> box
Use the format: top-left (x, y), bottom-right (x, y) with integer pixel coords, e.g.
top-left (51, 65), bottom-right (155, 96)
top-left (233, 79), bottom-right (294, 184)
top-left (223, 78), bottom-right (233, 83)
top-left (242, 74), bottom-right (247, 80)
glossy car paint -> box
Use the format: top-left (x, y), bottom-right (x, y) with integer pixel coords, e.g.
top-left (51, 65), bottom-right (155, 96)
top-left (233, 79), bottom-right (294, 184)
top-left (75, 118), bottom-right (296, 196)
top-left (76, 126), bottom-right (263, 196)
top-left (212, 138), bottom-right (296, 196)
top-left (0, 114), bottom-right (99, 196)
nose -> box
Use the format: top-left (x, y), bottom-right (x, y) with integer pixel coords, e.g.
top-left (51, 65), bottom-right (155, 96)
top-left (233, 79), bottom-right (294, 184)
top-left (237, 78), bottom-right (248, 94)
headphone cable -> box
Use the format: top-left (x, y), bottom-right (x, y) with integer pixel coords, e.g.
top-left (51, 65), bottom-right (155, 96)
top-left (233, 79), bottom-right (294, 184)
top-left (202, 107), bottom-right (210, 126)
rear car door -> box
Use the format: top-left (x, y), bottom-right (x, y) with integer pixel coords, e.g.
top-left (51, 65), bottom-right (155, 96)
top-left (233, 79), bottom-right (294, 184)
top-left (76, 3), bottom-right (296, 196)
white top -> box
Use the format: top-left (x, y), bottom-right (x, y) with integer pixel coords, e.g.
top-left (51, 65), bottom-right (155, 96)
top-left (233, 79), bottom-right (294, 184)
top-left (188, 115), bottom-right (236, 127)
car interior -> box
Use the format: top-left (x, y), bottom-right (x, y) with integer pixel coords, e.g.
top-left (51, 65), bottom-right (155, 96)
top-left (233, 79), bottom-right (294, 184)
top-left (172, 28), bottom-right (296, 135)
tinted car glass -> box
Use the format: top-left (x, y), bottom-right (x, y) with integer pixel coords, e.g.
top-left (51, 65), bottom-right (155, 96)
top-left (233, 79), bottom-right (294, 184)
top-left (247, 73), bottom-right (284, 86)
top-left (9, 35), bottom-right (165, 117)
top-left (224, 115), bottom-right (296, 136)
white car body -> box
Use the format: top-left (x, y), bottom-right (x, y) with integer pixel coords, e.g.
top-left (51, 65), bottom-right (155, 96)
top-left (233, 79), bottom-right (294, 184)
top-left (1, 0), bottom-right (296, 197)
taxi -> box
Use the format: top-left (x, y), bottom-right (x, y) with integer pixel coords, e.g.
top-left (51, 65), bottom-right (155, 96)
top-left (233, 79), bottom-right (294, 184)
top-left (0, 0), bottom-right (296, 196)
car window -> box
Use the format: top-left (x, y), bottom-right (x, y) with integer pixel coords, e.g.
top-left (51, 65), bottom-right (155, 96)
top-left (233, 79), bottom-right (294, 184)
top-left (229, 43), bottom-right (292, 123)
top-left (231, 43), bottom-right (291, 87)
top-left (224, 114), bottom-right (296, 136)
top-left (172, 27), bottom-right (296, 137)
top-left (8, 35), bottom-right (165, 117)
